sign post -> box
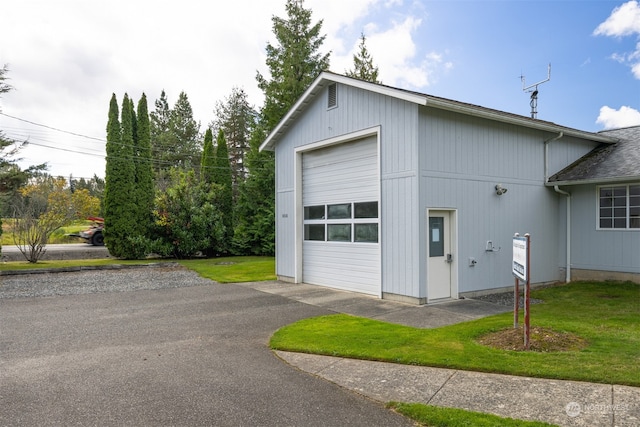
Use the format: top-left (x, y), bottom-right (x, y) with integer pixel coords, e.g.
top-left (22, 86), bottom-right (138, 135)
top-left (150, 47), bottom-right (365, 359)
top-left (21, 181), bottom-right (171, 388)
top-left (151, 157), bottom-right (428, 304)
top-left (513, 233), bottom-right (531, 350)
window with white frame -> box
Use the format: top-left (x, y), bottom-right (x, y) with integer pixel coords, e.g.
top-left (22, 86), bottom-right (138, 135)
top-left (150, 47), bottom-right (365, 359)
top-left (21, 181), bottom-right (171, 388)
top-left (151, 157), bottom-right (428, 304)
top-left (598, 184), bottom-right (640, 229)
top-left (304, 201), bottom-right (378, 242)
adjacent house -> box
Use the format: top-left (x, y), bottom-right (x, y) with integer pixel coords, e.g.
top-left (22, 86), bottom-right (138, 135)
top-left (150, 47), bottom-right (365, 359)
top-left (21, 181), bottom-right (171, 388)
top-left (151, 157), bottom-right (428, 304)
top-left (260, 71), bottom-right (639, 304)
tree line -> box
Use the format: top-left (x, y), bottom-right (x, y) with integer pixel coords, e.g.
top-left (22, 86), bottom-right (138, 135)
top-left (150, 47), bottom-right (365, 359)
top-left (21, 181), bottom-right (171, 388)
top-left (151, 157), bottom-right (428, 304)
top-left (0, 0), bottom-right (382, 261)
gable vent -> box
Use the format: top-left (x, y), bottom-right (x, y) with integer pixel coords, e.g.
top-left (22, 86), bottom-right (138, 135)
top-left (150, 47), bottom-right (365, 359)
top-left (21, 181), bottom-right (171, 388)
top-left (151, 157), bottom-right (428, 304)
top-left (327, 83), bottom-right (337, 108)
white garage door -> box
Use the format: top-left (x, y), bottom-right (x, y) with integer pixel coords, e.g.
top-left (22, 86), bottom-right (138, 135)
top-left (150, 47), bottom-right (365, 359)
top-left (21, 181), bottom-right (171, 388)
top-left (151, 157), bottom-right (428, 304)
top-left (302, 136), bottom-right (380, 295)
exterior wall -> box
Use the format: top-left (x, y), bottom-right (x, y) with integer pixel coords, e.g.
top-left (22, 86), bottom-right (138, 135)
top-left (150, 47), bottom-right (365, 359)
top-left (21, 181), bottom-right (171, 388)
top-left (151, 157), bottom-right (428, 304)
top-left (273, 83), bottom-right (421, 298)
top-left (417, 107), bottom-right (587, 294)
top-left (273, 78), bottom-right (617, 300)
top-left (568, 184), bottom-right (640, 275)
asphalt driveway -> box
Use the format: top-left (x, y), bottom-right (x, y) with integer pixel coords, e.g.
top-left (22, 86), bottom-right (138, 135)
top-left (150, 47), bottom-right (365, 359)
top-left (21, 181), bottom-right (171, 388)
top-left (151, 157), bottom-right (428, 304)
top-left (0, 268), bottom-right (413, 426)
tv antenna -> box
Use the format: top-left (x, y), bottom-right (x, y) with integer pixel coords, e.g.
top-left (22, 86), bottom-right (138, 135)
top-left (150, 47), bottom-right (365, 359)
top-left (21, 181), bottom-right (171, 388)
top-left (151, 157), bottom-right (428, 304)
top-left (521, 63), bottom-right (551, 119)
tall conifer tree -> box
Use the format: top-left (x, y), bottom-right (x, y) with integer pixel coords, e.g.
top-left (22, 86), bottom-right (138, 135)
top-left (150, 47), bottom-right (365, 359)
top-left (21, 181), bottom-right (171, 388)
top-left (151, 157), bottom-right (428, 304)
top-left (200, 128), bottom-right (215, 184)
top-left (135, 94), bottom-right (155, 238)
top-left (104, 94), bottom-right (137, 258)
top-left (234, 0), bottom-right (329, 255)
top-left (213, 129), bottom-right (233, 252)
top-left (345, 32), bottom-right (381, 84)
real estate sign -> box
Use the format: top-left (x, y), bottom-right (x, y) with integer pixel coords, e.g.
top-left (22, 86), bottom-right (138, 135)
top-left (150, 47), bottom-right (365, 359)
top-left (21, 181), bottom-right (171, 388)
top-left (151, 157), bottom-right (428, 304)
top-left (513, 235), bottom-right (528, 281)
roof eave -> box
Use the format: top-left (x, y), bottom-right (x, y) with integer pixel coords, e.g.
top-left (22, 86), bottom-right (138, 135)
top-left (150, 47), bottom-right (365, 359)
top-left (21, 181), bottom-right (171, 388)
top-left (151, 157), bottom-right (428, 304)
top-left (546, 175), bottom-right (640, 187)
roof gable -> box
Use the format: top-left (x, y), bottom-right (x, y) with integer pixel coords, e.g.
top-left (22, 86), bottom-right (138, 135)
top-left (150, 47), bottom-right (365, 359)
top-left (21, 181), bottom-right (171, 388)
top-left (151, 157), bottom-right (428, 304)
top-left (260, 71), bottom-right (617, 151)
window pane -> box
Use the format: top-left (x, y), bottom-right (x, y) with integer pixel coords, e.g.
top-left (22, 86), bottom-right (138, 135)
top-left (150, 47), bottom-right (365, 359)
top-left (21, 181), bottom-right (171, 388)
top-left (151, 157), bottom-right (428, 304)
top-left (614, 218), bottom-right (626, 228)
top-left (613, 197), bottom-right (626, 207)
top-left (630, 217), bottom-right (640, 229)
top-left (304, 205), bottom-right (325, 220)
top-left (613, 187), bottom-right (627, 197)
top-left (354, 201), bottom-right (378, 218)
top-left (429, 217), bottom-right (445, 257)
top-left (600, 218), bottom-right (612, 228)
top-left (630, 185), bottom-right (640, 196)
top-left (304, 224), bottom-right (325, 241)
top-left (327, 224), bottom-right (351, 241)
top-left (354, 224), bottom-right (378, 243)
top-left (600, 196), bottom-right (612, 208)
top-left (327, 203), bottom-right (351, 219)
top-left (600, 207), bottom-right (612, 218)
top-left (614, 207), bottom-right (627, 218)
top-left (600, 187), bottom-right (613, 198)
top-left (630, 196), bottom-right (640, 207)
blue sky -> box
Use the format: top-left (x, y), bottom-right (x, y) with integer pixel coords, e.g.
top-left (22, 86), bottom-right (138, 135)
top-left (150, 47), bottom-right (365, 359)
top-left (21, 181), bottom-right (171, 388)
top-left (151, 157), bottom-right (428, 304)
top-left (1, 0), bottom-right (638, 178)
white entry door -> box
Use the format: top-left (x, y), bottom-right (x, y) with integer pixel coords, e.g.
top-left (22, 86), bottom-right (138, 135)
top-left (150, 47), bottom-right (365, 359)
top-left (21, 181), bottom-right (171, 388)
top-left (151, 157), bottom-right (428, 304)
top-left (428, 211), bottom-right (452, 300)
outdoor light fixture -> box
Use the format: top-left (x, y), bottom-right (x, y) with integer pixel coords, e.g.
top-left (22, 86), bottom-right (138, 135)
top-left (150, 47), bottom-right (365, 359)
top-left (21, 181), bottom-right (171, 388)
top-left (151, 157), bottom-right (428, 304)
top-left (495, 184), bottom-right (508, 196)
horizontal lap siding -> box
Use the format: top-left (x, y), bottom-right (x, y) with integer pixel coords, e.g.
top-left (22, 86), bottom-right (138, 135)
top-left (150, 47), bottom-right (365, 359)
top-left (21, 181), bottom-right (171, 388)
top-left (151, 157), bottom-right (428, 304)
top-left (302, 137), bottom-right (380, 294)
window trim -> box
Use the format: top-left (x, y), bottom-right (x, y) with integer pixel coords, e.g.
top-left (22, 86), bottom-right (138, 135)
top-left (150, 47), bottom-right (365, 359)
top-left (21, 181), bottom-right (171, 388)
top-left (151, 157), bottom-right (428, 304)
top-left (303, 201), bottom-right (379, 243)
top-left (596, 183), bottom-right (640, 231)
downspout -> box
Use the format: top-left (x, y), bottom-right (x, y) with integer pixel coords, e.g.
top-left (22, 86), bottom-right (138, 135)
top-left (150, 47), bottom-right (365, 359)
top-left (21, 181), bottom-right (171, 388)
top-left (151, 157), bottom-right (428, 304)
top-left (544, 132), bottom-right (571, 283)
top-left (553, 186), bottom-right (571, 283)
top-left (544, 132), bottom-right (563, 182)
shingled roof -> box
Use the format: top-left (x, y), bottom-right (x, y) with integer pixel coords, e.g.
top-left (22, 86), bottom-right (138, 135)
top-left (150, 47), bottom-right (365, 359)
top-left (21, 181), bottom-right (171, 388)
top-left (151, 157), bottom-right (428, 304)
top-left (548, 125), bottom-right (640, 185)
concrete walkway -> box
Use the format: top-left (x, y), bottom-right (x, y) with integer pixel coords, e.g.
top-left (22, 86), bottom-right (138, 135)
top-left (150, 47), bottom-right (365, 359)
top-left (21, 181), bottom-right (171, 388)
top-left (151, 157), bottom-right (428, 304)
top-left (241, 281), bottom-right (640, 427)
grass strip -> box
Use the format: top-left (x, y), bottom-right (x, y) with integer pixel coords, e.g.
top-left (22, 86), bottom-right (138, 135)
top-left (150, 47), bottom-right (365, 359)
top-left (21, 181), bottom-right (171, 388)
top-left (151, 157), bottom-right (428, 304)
top-left (387, 402), bottom-right (557, 427)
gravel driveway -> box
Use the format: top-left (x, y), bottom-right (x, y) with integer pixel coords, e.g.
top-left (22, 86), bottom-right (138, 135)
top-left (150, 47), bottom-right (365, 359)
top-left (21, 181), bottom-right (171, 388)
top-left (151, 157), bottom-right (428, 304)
top-left (0, 266), bottom-right (413, 426)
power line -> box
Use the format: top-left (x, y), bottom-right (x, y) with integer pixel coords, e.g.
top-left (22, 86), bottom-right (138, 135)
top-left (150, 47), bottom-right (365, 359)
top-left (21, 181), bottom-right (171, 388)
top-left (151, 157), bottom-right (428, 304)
top-left (0, 112), bottom-right (106, 142)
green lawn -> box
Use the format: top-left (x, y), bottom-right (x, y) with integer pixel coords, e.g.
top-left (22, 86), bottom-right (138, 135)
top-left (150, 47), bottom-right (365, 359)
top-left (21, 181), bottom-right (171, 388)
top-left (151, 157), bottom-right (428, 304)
top-left (271, 281), bottom-right (640, 387)
top-left (387, 402), bottom-right (557, 427)
top-left (0, 256), bottom-right (276, 284)
top-left (177, 257), bottom-right (276, 283)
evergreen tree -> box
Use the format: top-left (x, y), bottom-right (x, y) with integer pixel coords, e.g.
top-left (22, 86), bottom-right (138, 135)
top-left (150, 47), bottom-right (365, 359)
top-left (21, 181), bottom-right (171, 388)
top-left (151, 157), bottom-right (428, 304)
top-left (134, 93), bottom-right (155, 238)
top-left (200, 128), bottom-right (215, 184)
top-left (169, 91), bottom-right (201, 169)
top-left (234, 0), bottom-right (329, 255)
top-left (345, 32), bottom-right (381, 84)
top-left (103, 94), bottom-right (137, 258)
top-left (212, 129), bottom-right (233, 253)
top-left (211, 87), bottom-right (256, 201)
top-left (257, 0), bottom-right (330, 130)
top-left (150, 90), bottom-right (201, 186)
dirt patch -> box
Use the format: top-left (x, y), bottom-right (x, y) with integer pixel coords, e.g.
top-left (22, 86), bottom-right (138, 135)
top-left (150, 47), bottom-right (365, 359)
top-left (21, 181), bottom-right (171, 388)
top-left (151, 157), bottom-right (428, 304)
top-left (478, 326), bottom-right (588, 352)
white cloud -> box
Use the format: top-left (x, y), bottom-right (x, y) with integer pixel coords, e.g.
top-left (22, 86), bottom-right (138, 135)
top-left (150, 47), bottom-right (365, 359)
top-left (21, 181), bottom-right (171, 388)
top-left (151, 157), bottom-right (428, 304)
top-left (594, 1), bottom-right (640, 80)
top-left (331, 14), bottom-right (450, 89)
top-left (596, 105), bottom-right (640, 129)
top-left (593, 1), bottom-right (640, 37)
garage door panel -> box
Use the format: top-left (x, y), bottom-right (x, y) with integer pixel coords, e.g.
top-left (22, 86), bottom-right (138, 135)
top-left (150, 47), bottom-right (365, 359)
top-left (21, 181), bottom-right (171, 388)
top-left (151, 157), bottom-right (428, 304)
top-left (301, 136), bottom-right (380, 295)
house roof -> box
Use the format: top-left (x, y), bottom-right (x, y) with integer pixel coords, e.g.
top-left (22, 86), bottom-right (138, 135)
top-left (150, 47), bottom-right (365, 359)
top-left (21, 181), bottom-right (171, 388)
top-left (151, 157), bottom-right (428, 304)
top-left (260, 71), bottom-right (618, 151)
top-left (548, 125), bottom-right (640, 186)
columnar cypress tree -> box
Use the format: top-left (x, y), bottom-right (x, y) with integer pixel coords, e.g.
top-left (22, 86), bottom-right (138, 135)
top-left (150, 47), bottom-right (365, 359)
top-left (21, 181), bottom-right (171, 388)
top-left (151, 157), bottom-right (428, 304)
top-left (135, 94), bottom-right (155, 238)
top-left (104, 94), bottom-right (137, 258)
top-left (213, 129), bottom-right (233, 252)
top-left (200, 128), bottom-right (214, 184)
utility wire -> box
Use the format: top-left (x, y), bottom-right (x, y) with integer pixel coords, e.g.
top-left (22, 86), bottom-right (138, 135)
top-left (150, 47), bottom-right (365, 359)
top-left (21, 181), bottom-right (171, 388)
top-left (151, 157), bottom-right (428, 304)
top-left (0, 112), bottom-right (106, 142)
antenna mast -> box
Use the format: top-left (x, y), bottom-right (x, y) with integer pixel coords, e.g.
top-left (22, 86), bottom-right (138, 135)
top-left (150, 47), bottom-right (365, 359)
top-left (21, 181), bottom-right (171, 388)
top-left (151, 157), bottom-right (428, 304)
top-left (521, 63), bottom-right (551, 119)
